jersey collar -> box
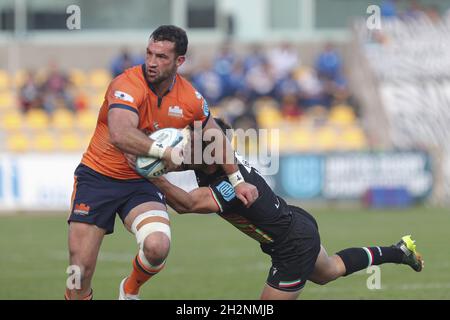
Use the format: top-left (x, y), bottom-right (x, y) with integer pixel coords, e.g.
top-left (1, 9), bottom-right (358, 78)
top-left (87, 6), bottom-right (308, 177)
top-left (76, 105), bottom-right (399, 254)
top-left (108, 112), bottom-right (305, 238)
top-left (141, 64), bottom-right (176, 98)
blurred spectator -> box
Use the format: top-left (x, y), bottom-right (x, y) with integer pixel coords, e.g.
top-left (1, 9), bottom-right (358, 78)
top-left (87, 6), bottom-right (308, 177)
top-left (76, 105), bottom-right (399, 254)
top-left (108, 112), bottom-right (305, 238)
top-left (425, 5), bottom-right (442, 24)
top-left (41, 61), bottom-right (75, 114)
top-left (192, 61), bottom-right (224, 105)
top-left (221, 95), bottom-right (257, 130)
top-left (280, 94), bottom-right (302, 119)
top-left (213, 43), bottom-right (236, 78)
top-left (296, 67), bottom-right (325, 108)
top-left (110, 48), bottom-right (144, 78)
top-left (403, 0), bottom-right (426, 20)
top-left (243, 44), bottom-right (266, 74)
top-left (381, 0), bottom-right (398, 18)
top-left (245, 60), bottom-right (276, 102)
top-left (226, 61), bottom-right (247, 98)
top-left (267, 42), bottom-right (300, 80)
top-left (315, 43), bottom-right (342, 82)
top-left (275, 71), bottom-right (300, 100)
top-left (19, 71), bottom-right (41, 113)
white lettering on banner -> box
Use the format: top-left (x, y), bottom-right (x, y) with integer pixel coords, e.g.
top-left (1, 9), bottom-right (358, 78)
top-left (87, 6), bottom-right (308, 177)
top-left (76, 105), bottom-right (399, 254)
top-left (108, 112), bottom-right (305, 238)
top-left (323, 153), bottom-right (432, 199)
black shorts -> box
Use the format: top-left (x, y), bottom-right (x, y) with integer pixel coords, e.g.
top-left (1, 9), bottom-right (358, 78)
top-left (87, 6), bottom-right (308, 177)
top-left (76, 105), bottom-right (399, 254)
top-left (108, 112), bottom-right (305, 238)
top-left (68, 164), bottom-right (166, 234)
top-left (262, 206), bottom-right (321, 292)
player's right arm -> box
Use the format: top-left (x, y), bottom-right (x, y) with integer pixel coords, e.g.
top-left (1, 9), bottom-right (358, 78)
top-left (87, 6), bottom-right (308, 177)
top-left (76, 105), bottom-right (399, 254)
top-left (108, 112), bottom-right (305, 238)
top-left (108, 108), bottom-right (152, 155)
top-left (106, 77), bottom-right (180, 168)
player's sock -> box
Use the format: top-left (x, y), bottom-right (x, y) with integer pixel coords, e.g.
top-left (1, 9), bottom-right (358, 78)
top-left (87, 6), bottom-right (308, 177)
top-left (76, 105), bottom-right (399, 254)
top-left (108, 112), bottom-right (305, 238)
top-left (64, 288), bottom-right (93, 300)
top-left (336, 246), bottom-right (404, 276)
top-left (124, 252), bottom-right (165, 295)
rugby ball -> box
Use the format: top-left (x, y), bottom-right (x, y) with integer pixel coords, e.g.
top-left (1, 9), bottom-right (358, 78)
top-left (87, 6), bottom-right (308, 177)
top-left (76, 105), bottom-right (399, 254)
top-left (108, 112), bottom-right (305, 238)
top-left (136, 128), bottom-right (184, 178)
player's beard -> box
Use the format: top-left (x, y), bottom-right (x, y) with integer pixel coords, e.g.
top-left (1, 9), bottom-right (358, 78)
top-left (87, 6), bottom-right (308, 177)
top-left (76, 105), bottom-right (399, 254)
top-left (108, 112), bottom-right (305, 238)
top-left (147, 64), bottom-right (177, 85)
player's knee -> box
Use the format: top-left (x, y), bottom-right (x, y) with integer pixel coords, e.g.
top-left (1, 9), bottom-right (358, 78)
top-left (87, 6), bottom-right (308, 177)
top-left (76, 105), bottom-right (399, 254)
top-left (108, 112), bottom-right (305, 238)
top-left (142, 232), bottom-right (170, 266)
top-left (132, 210), bottom-right (171, 266)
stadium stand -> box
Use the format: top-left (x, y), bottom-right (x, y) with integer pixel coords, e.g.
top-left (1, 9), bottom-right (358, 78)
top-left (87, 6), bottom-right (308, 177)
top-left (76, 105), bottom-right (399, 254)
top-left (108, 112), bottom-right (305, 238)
top-left (0, 35), bottom-right (370, 154)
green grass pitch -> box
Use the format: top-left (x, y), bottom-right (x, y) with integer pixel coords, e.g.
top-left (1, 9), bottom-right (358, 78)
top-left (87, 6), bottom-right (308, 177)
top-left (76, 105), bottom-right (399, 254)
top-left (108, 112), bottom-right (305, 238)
top-left (0, 206), bottom-right (449, 299)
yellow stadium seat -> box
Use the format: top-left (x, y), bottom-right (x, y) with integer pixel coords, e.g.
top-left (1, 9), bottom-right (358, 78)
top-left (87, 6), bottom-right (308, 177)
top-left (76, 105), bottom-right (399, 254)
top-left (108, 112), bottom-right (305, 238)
top-left (6, 132), bottom-right (30, 152)
top-left (340, 126), bottom-right (368, 150)
top-left (69, 69), bottom-right (88, 87)
top-left (77, 110), bottom-right (98, 132)
top-left (25, 109), bottom-right (50, 131)
top-left (291, 127), bottom-right (314, 151)
top-left (32, 132), bottom-right (56, 152)
top-left (315, 126), bottom-right (338, 151)
top-left (329, 104), bottom-right (356, 126)
top-left (89, 69), bottom-right (111, 89)
top-left (0, 91), bottom-right (15, 109)
top-left (59, 133), bottom-right (84, 151)
top-left (52, 108), bottom-right (75, 131)
top-left (1, 111), bottom-right (23, 131)
top-left (0, 70), bottom-right (10, 89)
top-left (256, 105), bottom-right (283, 129)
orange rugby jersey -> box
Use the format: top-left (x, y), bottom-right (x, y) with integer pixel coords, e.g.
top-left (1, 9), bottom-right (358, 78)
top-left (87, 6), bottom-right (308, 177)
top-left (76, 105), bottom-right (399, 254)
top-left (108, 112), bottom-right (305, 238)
top-left (81, 64), bottom-right (210, 180)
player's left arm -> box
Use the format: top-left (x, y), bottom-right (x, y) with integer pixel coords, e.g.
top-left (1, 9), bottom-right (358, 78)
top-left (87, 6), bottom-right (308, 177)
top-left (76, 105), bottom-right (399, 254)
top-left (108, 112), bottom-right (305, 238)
top-left (152, 176), bottom-right (219, 214)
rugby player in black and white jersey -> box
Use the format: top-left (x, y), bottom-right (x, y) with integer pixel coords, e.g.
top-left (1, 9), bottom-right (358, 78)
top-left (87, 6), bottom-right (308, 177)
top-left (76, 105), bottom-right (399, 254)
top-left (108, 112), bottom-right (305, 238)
top-left (143, 119), bottom-right (424, 299)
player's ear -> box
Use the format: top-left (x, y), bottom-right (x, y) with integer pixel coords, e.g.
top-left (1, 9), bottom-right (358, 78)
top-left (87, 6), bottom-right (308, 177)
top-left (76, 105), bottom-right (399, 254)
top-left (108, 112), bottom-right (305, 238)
top-left (176, 55), bottom-right (186, 67)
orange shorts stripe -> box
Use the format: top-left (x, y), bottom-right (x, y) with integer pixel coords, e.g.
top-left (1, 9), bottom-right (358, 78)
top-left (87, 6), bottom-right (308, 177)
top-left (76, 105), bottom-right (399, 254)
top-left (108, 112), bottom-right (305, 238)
top-left (68, 176), bottom-right (78, 219)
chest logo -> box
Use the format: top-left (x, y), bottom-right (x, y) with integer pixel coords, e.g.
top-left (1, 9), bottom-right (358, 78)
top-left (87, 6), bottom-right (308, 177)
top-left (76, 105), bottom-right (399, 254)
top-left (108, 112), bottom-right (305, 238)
top-left (168, 105), bottom-right (184, 118)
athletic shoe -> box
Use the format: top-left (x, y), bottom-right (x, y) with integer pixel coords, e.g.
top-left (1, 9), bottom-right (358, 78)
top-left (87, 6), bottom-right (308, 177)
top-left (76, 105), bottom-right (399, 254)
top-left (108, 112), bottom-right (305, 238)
top-left (394, 235), bottom-right (424, 272)
top-left (119, 277), bottom-right (140, 300)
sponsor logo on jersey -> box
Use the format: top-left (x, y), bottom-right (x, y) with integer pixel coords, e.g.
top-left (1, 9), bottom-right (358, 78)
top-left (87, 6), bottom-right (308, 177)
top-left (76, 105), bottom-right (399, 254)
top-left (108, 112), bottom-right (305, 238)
top-left (202, 99), bottom-right (209, 116)
top-left (114, 90), bottom-right (134, 103)
top-left (73, 203), bottom-right (90, 216)
top-left (168, 105), bottom-right (183, 118)
top-left (216, 181), bottom-right (235, 202)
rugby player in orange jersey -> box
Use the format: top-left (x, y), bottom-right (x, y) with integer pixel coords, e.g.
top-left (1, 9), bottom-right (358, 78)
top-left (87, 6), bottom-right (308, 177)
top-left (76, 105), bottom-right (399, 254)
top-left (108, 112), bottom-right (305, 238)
top-left (66, 25), bottom-right (258, 300)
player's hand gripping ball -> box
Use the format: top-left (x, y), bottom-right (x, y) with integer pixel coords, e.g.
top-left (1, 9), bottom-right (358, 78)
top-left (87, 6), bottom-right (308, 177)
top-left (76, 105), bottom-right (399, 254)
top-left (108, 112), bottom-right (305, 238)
top-left (136, 128), bottom-right (186, 178)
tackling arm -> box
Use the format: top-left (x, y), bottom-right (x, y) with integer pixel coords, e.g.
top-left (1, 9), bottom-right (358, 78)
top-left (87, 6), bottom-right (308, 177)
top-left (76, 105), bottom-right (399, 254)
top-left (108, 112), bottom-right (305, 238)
top-left (151, 177), bottom-right (220, 214)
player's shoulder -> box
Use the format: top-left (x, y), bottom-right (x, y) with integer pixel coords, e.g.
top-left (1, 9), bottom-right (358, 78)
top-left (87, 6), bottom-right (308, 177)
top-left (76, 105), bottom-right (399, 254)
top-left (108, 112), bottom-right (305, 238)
top-left (110, 65), bottom-right (146, 92)
top-left (175, 74), bottom-right (204, 104)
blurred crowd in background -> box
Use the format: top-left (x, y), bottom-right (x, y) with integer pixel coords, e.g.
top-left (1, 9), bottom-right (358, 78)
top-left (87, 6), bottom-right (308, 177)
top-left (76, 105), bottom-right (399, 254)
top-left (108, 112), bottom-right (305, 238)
top-left (6, 0), bottom-right (448, 153)
top-left (17, 41), bottom-right (355, 129)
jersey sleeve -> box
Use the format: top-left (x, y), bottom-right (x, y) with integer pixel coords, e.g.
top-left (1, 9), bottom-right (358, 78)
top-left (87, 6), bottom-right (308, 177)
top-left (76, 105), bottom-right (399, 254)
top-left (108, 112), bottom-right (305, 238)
top-left (209, 179), bottom-right (240, 213)
top-left (106, 75), bottom-right (144, 116)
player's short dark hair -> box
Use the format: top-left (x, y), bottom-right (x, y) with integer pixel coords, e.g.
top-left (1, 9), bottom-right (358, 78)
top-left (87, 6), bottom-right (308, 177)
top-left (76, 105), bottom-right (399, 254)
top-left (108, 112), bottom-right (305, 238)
top-left (150, 25), bottom-right (188, 56)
